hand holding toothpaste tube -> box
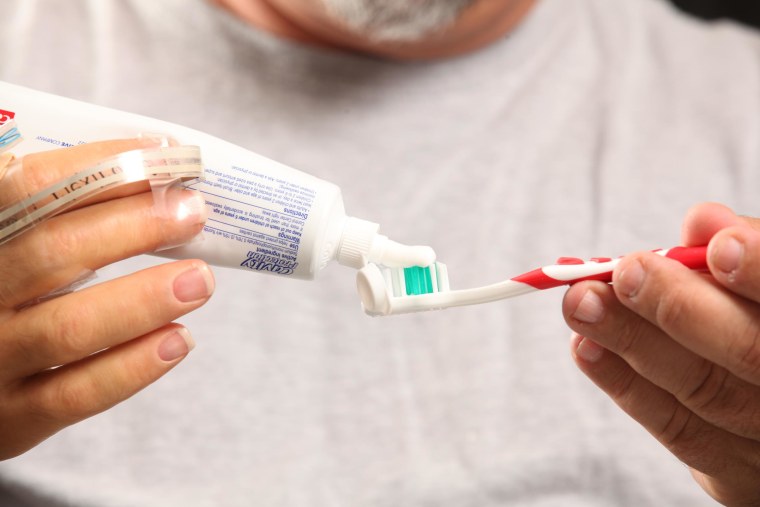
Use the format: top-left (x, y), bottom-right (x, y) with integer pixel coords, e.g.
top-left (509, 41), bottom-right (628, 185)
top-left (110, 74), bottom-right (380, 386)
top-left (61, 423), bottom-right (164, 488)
top-left (0, 138), bottom-right (213, 460)
top-left (563, 202), bottom-right (760, 506)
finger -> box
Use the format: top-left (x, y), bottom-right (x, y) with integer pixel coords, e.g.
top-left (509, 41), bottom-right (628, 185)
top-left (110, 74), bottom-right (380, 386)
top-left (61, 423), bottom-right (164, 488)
top-left (1, 260), bottom-right (214, 380)
top-left (569, 333), bottom-right (760, 495)
top-left (564, 281), bottom-right (760, 440)
top-left (0, 323), bottom-right (194, 460)
top-left (691, 467), bottom-right (760, 507)
top-left (0, 138), bottom-right (161, 211)
top-left (680, 202), bottom-right (743, 247)
top-left (681, 202), bottom-right (760, 246)
top-left (612, 252), bottom-right (760, 386)
top-left (0, 186), bottom-right (206, 308)
top-left (707, 224), bottom-right (760, 302)
top-left (18, 138), bottom-right (163, 196)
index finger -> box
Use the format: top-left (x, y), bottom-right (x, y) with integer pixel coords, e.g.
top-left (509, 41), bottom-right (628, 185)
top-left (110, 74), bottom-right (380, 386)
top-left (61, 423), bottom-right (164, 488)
top-left (681, 204), bottom-right (760, 304)
top-left (20, 138), bottom-right (164, 194)
top-left (612, 252), bottom-right (760, 386)
top-left (681, 202), bottom-right (760, 246)
top-left (0, 138), bottom-right (164, 210)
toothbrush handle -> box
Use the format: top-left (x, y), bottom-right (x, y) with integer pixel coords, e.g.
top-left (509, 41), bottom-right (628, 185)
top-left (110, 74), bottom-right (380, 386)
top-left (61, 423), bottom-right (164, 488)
top-left (512, 246), bottom-right (708, 290)
top-left (662, 245), bottom-right (709, 270)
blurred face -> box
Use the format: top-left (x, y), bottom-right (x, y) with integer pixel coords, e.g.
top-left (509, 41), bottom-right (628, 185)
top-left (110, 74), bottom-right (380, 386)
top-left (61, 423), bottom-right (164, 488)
top-left (320, 0), bottom-right (477, 42)
top-left (214, 0), bottom-right (536, 59)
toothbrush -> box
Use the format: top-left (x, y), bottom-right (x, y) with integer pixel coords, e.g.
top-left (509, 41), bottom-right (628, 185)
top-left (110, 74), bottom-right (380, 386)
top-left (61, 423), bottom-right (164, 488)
top-left (356, 246), bottom-right (708, 316)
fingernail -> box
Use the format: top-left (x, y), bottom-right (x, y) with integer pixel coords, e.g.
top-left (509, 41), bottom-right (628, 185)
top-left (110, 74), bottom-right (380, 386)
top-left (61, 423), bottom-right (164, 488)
top-left (573, 289), bottom-right (605, 324)
top-left (616, 260), bottom-right (645, 298)
top-left (572, 333), bottom-right (604, 363)
top-left (158, 328), bottom-right (195, 362)
top-left (173, 264), bottom-right (215, 302)
top-left (711, 236), bottom-right (742, 281)
top-left (177, 190), bottom-right (208, 224)
top-left (152, 189), bottom-right (207, 226)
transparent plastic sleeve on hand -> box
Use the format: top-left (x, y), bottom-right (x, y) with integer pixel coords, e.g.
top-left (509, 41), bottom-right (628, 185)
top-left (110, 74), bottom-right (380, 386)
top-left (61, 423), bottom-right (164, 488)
top-left (14, 268), bottom-right (99, 310)
top-left (0, 145), bottom-right (204, 246)
top-left (148, 176), bottom-right (208, 252)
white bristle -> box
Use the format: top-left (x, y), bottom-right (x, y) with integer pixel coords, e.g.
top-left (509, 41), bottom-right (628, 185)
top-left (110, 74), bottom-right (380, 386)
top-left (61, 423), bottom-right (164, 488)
top-left (429, 263), bottom-right (439, 293)
top-left (381, 265), bottom-right (406, 297)
top-left (435, 263), bottom-right (450, 291)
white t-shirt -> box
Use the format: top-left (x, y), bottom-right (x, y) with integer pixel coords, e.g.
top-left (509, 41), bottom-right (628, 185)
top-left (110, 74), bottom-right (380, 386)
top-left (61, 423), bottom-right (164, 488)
top-left (1, 0), bottom-right (759, 505)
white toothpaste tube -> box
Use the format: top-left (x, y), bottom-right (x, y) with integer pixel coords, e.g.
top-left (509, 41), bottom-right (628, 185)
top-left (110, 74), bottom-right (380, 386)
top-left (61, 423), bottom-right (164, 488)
top-left (0, 81), bottom-right (435, 279)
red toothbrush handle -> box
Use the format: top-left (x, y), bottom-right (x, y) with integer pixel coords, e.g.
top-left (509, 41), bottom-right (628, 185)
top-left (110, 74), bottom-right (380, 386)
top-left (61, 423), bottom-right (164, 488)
top-left (512, 245), bottom-right (708, 290)
top-left (662, 245), bottom-right (708, 271)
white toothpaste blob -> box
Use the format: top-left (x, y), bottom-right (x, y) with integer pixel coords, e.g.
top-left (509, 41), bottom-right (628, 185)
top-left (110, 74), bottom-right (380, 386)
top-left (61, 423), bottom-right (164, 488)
top-left (1, 81), bottom-right (433, 280)
top-left (368, 237), bottom-right (436, 268)
top-left (336, 216), bottom-right (435, 269)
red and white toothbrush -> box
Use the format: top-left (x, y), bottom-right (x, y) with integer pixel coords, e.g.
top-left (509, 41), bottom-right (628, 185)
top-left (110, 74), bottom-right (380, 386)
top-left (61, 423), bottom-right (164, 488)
top-left (356, 246), bottom-right (709, 316)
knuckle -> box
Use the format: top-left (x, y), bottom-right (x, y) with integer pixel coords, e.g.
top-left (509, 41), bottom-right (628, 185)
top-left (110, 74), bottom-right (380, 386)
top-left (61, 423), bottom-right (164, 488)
top-left (723, 394), bottom-right (760, 441)
top-left (676, 360), bottom-right (730, 411)
top-left (45, 303), bottom-right (95, 360)
top-left (118, 352), bottom-right (157, 391)
top-left (728, 322), bottom-right (760, 382)
top-left (605, 366), bottom-right (638, 401)
top-left (610, 317), bottom-right (649, 357)
top-left (52, 381), bottom-right (95, 422)
top-left (26, 377), bottom-right (96, 425)
top-left (657, 404), bottom-right (695, 448)
top-left (21, 156), bottom-right (58, 193)
top-left (653, 287), bottom-right (690, 332)
top-left (37, 221), bottom-right (88, 266)
top-left (655, 407), bottom-right (720, 472)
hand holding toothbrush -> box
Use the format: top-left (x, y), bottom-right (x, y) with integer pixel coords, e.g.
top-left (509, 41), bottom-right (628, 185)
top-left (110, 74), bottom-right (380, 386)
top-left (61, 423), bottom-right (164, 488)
top-left (563, 202), bottom-right (760, 506)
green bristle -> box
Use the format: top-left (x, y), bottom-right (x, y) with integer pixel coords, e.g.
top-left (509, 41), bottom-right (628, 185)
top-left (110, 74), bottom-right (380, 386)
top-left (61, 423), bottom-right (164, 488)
top-left (403, 266), bottom-right (434, 295)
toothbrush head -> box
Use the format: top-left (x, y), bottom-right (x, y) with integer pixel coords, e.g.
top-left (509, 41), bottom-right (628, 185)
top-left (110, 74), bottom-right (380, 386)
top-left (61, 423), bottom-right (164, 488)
top-left (356, 262), bottom-right (449, 316)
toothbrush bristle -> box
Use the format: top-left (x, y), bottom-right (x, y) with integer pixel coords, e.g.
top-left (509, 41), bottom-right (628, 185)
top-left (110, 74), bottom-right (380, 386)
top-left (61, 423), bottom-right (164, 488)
top-left (404, 266), bottom-right (434, 295)
top-left (382, 262), bottom-right (449, 297)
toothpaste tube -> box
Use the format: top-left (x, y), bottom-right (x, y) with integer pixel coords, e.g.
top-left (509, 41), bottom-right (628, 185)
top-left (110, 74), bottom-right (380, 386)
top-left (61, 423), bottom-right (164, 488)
top-left (0, 81), bottom-right (434, 279)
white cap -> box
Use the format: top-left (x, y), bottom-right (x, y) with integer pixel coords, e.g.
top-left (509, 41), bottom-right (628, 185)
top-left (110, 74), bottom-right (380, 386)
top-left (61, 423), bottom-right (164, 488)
top-left (337, 216), bottom-right (436, 269)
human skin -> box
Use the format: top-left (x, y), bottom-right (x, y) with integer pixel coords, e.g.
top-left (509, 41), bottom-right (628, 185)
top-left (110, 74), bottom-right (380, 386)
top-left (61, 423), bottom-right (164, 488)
top-left (0, 139), bottom-right (213, 459)
top-left (212, 0), bottom-right (537, 59)
top-left (5, 6), bottom-right (758, 506)
top-left (564, 202), bottom-right (760, 506)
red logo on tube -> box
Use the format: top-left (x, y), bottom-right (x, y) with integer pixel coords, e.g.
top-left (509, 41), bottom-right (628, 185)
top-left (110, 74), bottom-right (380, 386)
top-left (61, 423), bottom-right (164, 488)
top-left (0, 109), bottom-right (16, 124)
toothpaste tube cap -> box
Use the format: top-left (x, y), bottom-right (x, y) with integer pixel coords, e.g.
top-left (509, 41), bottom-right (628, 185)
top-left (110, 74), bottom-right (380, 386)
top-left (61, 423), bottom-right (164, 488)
top-left (337, 216), bottom-right (436, 269)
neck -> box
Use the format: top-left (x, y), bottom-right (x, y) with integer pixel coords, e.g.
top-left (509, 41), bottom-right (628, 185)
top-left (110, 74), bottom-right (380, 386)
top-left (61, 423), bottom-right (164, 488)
top-left (213, 0), bottom-right (537, 60)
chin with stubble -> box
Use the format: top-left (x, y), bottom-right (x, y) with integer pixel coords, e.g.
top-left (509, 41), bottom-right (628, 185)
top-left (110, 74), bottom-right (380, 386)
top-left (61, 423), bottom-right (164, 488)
top-left (320, 0), bottom-right (477, 41)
